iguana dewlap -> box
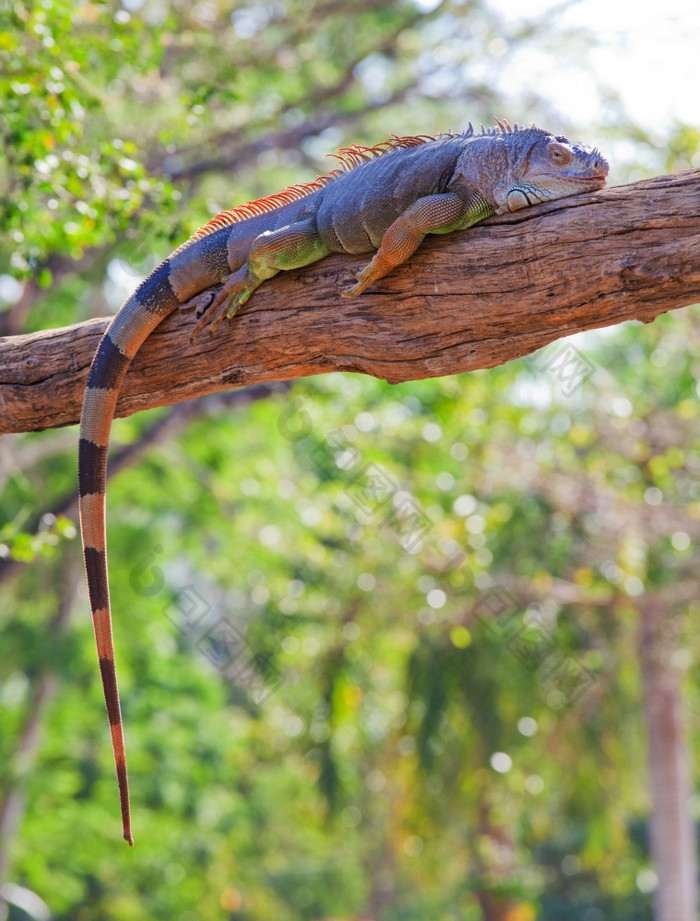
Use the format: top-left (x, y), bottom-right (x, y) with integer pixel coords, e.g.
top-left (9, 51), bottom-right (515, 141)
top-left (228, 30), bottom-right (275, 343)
top-left (78, 120), bottom-right (608, 844)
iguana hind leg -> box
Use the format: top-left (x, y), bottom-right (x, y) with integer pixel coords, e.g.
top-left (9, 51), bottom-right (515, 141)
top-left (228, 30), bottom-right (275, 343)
top-left (191, 219), bottom-right (330, 338)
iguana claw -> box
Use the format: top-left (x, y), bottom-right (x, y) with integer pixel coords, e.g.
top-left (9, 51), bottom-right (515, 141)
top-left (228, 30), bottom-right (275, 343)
top-left (189, 272), bottom-right (249, 341)
top-left (339, 266), bottom-right (365, 298)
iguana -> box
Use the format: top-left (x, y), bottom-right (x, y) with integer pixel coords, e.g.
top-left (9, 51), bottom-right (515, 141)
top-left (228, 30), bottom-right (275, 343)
top-left (78, 120), bottom-right (608, 844)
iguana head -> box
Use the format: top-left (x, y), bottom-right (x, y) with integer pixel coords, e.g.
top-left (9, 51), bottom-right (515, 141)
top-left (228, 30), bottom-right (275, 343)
top-left (492, 128), bottom-right (609, 214)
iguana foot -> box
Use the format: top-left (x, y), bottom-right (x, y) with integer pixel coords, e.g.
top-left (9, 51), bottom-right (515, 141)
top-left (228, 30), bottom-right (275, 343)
top-left (339, 245), bottom-right (401, 297)
top-left (189, 269), bottom-right (253, 341)
top-left (178, 290), bottom-right (215, 319)
top-left (339, 265), bottom-right (371, 298)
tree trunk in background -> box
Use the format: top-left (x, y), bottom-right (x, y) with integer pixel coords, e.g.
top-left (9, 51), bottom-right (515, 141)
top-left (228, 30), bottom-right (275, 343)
top-left (473, 790), bottom-right (519, 921)
top-left (639, 597), bottom-right (697, 921)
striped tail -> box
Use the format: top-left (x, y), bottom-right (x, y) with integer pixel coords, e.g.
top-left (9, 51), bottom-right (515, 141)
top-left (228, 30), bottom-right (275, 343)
top-left (78, 260), bottom-right (183, 846)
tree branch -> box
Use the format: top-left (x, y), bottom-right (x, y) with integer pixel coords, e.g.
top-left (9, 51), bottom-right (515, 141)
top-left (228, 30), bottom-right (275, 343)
top-left (2, 170), bottom-right (699, 435)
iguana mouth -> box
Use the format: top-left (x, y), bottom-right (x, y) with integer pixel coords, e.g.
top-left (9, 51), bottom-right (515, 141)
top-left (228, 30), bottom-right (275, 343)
top-left (568, 174), bottom-right (607, 184)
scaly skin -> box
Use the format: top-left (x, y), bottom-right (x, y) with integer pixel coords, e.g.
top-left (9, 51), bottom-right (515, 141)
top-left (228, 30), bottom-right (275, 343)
top-left (78, 120), bottom-right (608, 844)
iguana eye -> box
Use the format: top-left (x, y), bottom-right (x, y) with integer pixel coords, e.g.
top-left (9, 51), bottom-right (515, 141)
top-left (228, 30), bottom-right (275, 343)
top-left (549, 143), bottom-right (573, 165)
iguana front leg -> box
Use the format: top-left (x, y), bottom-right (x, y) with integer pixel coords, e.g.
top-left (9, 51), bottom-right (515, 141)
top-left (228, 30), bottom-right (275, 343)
top-left (340, 191), bottom-right (494, 297)
top-left (191, 218), bottom-right (330, 338)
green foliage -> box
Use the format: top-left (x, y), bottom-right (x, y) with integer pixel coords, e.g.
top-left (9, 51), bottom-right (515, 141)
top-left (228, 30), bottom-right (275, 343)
top-left (0, 0), bottom-right (178, 277)
top-left (7, 312), bottom-right (700, 917)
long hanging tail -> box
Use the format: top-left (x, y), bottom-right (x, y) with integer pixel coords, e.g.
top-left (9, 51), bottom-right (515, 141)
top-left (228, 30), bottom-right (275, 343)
top-left (78, 261), bottom-right (183, 846)
top-left (78, 177), bottom-right (329, 842)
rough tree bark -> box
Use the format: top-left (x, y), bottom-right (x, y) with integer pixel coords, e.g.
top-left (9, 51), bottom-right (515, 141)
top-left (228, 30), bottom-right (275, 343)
top-left (1, 169), bottom-right (699, 435)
